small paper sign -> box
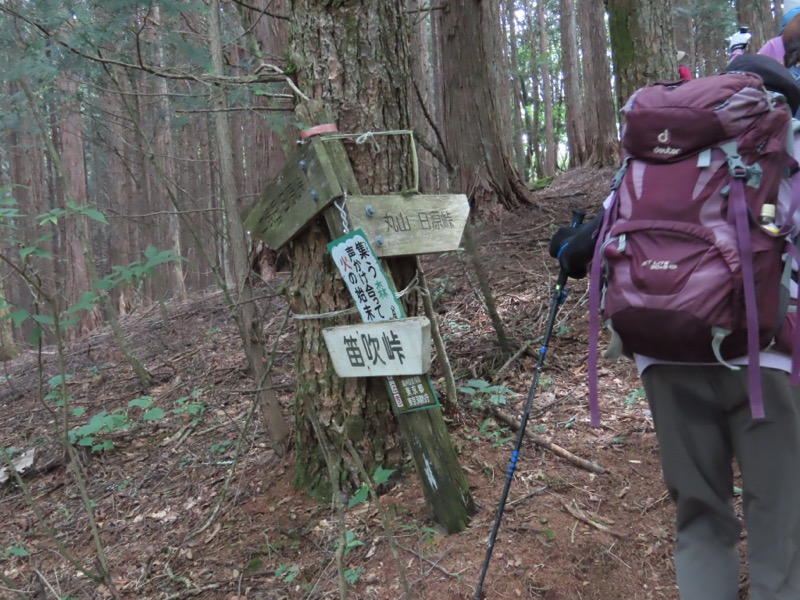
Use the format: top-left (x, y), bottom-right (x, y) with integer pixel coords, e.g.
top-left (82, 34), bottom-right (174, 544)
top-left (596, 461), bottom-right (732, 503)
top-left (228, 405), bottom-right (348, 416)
top-left (328, 230), bottom-right (404, 322)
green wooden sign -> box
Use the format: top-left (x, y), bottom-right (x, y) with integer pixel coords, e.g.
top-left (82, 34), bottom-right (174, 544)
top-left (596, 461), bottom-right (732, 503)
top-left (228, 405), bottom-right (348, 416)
top-left (328, 230), bottom-right (439, 413)
top-left (346, 194), bottom-right (469, 257)
top-left (244, 138), bottom-right (342, 249)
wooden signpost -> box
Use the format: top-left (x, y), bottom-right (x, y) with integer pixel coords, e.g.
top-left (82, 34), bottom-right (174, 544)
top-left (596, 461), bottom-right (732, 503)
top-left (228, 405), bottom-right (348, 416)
top-left (346, 194), bottom-right (469, 257)
top-left (322, 317), bottom-right (432, 378)
top-left (245, 122), bottom-right (475, 532)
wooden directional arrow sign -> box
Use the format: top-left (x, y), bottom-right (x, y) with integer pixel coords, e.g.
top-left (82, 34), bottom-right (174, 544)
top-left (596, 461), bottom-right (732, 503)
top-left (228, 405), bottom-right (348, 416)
top-left (243, 138), bottom-right (342, 249)
top-left (322, 317), bottom-right (432, 378)
top-left (346, 194), bottom-right (469, 257)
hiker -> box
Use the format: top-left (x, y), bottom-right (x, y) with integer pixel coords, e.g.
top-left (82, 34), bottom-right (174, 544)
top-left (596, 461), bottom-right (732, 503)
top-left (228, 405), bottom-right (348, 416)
top-left (677, 51), bottom-right (692, 80)
top-left (549, 55), bottom-right (800, 599)
top-left (729, 0), bottom-right (800, 61)
top-left (784, 12), bottom-right (800, 92)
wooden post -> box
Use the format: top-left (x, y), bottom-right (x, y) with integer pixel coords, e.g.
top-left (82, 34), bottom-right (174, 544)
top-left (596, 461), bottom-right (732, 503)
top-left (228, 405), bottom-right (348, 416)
top-left (318, 138), bottom-right (475, 533)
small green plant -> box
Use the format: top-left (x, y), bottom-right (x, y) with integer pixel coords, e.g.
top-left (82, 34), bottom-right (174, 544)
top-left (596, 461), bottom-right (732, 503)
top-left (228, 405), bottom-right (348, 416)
top-left (477, 419), bottom-right (514, 448)
top-left (625, 387), bottom-right (646, 407)
top-left (399, 523), bottom-right (441, 550)
top-left (210, 440), bottom-right (232, 454)
top-left (129, 395), bottom-right (167, 422)
top-left (339, 530), bottom-right (364, 555)
top-left (173, 389), bottom-right (206, 423)
top-left (348, 465), bottom-right (396, 508)
top-left (68, 409), bottom-right (128, 452)
top-left (67, 395), bottom-right (168, 452)
top-left (458, 379), bottom-right (517, 410)
top-left (344, 568), bottom-right (362, 584)
top-left (275, 563), bottom-right (300, 583)
top-left (2, 545), bottom-right (30, 558)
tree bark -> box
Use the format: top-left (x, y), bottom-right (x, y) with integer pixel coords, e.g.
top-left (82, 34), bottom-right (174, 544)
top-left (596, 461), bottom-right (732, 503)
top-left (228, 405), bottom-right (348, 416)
top-left (738, 0), bottom-right (772, 54)
top-left (504, 1), bottom-right (528, 179)
top-left (579, 0), bottom-right (620, 167)
top-left (208, 0), bottom-right (289, 448)
top-left (288, 0), bottom-right (475, 531)
top-left (439, 0), bottom-right (533, 211)
top-left (606, 0), bottom-right (677, 111)
top-left (537, 0), bottom-right (556, 176)
top-left (559, 0), bottom-right (587, 166)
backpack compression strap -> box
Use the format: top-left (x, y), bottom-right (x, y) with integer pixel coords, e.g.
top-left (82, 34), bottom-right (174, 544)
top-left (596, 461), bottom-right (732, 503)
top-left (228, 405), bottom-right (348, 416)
top-left (728, 164), bottom-right (766, 418)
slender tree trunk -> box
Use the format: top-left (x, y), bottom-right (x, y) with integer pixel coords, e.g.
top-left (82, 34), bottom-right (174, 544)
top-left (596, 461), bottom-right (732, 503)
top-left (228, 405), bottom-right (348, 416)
top-left (537, 0), bottom-right (556, 176)
top-left (154, 5), bottom-right (187, 302)
top-left (208, 0), bottom-right (289, 447)
top-left (505, 0), bottom-right (528, 179)
top-left (408, 0), bottom-right (440, 192)
top-left (559, 0), bottom-right (587, 166)
top-left (738, 0), bottom-right (771, 54)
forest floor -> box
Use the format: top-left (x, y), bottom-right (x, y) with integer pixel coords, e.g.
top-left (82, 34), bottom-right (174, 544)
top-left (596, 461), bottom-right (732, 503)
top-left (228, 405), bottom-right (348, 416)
top-left (0, 167), bottom-right (751, 600)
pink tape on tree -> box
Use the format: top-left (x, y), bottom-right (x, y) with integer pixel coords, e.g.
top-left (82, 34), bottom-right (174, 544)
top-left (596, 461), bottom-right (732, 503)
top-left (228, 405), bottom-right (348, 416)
top-left (300, 123), bottom-right (339, 139)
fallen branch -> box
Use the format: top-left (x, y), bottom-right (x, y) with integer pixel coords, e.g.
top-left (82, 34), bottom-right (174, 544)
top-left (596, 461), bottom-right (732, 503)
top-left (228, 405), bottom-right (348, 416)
top-left (495, 340), bottom-right (533, 376)
top-left (490, 407), bottom-right (606, 475)
top-left (564, 500), bottom-right (627, 539)
top-left (397, 544), bottom-right (465, 578)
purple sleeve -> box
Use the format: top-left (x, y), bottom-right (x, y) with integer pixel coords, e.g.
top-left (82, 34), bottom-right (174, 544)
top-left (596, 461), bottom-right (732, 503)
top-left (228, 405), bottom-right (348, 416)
top-left (758, 37), bottom-right (786, 63)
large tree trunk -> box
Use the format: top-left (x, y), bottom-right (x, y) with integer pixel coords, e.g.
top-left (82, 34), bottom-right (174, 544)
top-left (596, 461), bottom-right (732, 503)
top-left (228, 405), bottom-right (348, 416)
top-left (288, 0), bottom-right (474, 532)
top-left (439, 0), bottom-right (532, 210)
top-left (606, 0), bottom-right (677, 111)
top-left (579, 0), bottom-right (620, 167)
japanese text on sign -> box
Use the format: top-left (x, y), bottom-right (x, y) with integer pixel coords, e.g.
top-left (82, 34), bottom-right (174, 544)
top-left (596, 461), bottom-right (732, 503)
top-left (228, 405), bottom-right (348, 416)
top-left (344, 330), bottom-right (405, 368)
top-left (328, 231), bottom-right (404, 322)
top-left (383, 211), bottom-right (455, 233)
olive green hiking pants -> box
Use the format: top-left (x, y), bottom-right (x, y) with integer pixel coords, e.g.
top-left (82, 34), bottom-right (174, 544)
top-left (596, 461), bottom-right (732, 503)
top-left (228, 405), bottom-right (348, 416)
top-left (641, 365), bottom-right (800, 600)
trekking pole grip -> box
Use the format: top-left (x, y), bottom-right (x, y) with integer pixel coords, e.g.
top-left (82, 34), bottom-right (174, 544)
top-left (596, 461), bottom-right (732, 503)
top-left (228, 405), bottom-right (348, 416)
top-left (571, 208), bottom-right (587, 228)
top-left (556, 208), bottom-right (587, 288)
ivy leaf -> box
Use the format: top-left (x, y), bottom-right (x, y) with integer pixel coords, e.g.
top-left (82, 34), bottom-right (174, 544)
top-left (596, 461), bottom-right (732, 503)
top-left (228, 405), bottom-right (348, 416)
top-left (347, 484), bottom-right (369, 508)
top-left (143, 407), bottom-right (166, 422)
top-left (372, 466), bottom-right (395, 485)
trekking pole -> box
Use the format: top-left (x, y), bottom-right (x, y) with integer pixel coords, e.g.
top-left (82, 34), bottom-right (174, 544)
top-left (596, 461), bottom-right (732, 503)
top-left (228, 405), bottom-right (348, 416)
top-left (473, 208), bottom-right (586, 600)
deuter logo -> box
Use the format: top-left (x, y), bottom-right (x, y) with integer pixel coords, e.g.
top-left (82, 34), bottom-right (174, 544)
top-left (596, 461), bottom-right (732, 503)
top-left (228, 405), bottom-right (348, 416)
top-left (653, 128), bottom-right (681, 155)
top-left (642, 259), bottom-right (678, 271)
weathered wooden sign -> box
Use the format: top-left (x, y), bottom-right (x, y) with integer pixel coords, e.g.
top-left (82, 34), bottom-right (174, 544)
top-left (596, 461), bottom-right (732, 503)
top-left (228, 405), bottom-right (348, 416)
top-left (243, 138), bottom-right (342, 249)
top-left (346, 194), bottom-right (469, 257)
top-left (322, 317), bottom-right (432, 378)
top-left (328, 229), bottom-right (439, 413)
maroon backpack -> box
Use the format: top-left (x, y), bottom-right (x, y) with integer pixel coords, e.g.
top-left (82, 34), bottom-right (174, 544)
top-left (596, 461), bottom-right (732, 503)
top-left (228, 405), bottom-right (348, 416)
top-left (587, 72), bottom-right (800, 425)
